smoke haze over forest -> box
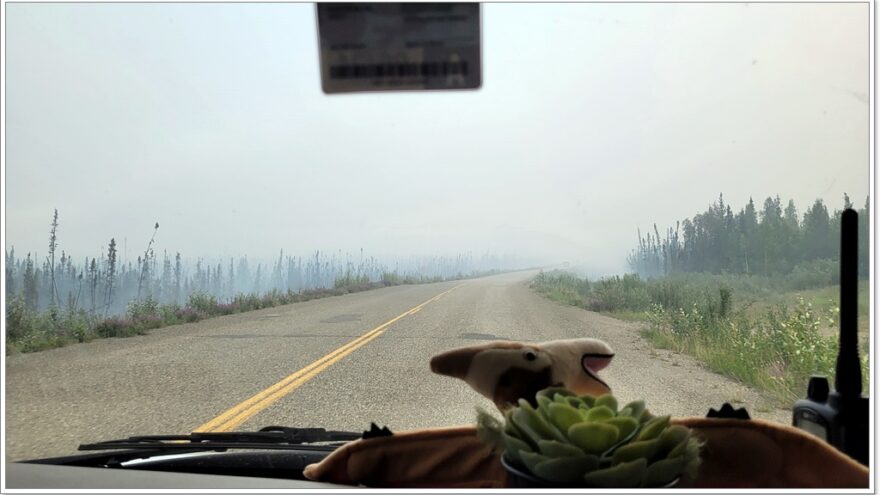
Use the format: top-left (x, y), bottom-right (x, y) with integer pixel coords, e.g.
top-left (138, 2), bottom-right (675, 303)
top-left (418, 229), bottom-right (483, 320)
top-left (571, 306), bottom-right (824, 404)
top-left (5, 3), bottom-right (870, 277)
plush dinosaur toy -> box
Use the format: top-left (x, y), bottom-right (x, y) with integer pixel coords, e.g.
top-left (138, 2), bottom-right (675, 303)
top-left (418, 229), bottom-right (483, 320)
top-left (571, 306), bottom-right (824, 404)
top-left (429, 338), bottom-right (615, 410)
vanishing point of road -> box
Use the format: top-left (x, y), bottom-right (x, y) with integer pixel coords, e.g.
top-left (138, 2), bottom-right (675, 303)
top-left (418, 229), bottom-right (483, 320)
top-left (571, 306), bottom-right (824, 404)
top-left (5, 270), bottom-right (790, 461)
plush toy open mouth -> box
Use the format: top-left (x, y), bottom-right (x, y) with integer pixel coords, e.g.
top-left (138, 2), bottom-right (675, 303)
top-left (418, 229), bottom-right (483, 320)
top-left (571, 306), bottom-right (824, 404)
top-left (581, 353), bottom-right (613, 389)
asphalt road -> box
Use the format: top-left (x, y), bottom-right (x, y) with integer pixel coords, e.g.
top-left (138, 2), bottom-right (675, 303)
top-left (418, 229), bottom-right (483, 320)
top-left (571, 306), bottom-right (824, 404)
top-left (5, 270), bottom-right (790, 461)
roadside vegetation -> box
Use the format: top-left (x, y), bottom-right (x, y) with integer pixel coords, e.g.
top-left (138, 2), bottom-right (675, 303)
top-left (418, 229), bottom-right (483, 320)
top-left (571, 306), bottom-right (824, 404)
top-left (532, 193), bottom-right (870, 403)
top-left (532, 269), bottom-right (868, 403)
top-left (5, 210), bottom-right (517, 354)
top-left (6, 270), bottom-right (499, 354)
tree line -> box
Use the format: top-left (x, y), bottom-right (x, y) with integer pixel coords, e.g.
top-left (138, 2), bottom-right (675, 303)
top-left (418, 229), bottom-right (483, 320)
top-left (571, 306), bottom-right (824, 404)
top-left (628, 194), bottom-right (869, 278)
top-left (5, 210), bottom-right (522, 317)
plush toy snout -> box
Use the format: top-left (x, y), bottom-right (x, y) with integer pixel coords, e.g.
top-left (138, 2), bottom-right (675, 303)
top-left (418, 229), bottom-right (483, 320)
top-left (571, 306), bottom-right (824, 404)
top-left (430, 338), bottom-right (614, 410)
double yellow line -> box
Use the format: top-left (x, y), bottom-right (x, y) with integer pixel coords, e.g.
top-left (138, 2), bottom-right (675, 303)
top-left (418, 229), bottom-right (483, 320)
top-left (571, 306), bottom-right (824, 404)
top-left (194, 285), bottom-right (460, 433)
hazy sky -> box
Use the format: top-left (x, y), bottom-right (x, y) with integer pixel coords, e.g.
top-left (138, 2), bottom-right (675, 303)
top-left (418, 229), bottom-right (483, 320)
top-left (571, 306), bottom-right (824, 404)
top-left (5, 3), bottom-right (870, 275)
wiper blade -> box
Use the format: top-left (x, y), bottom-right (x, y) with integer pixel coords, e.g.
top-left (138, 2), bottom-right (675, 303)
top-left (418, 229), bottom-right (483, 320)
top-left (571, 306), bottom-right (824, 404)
top-left (78, 426), bottom-right (362, 452)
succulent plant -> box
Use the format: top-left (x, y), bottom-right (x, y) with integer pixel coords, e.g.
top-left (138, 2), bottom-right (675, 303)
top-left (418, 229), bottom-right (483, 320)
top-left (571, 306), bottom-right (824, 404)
top-left (476, 387), bottom-right (702, 487)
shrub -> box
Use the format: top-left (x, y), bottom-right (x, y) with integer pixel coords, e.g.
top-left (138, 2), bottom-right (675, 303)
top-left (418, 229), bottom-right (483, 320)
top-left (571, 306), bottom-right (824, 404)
top-left (532, 271), bottom-right (592, 308)
top-left (133, 315), bottom-right (165, 332)
top-left (69, 319), bottom-right (90, 342)
top-left (174, 307), bottom-right (203, 323)
top-left (215, 302), bottom-right (240, 315)
top-left (160, 304), bottom-right (182, 323)
top-left (591, 274), bottom-right (650, 312)
top-left (95, 318), bottom-right (134, 338)
top-left (61, 311), bottom-right (93, 343)
top-left (127, 296), bottom-right (159, 320)
top-left (6, 297), bottom-right (29, 342)
top-left (646, 297), bottom-right (845, 401)
top-left (334, 272), bottom-right (370, 289)
top-left (786, 259), bottom-right (838, 290)
top-left (233, 293), bottom-right (263, 312)
top-left (187, 292), bottom-right (218, 315)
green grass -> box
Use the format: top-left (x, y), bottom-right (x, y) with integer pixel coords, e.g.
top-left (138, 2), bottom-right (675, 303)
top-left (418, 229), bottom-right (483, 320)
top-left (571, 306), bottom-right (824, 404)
top-left (531, 270), bottom-right (870, 404)
top-left (604, 310), bottom-right (652, 323)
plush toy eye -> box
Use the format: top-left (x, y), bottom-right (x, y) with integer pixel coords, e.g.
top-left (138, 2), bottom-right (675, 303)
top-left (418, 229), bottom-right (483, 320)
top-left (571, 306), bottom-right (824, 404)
top-left (524, 350), bottom-right (537, 361)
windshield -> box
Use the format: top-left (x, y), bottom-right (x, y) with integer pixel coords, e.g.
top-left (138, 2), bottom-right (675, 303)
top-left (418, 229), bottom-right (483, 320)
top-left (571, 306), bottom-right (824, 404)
top-left (3, 2), bottom-right (870, 467)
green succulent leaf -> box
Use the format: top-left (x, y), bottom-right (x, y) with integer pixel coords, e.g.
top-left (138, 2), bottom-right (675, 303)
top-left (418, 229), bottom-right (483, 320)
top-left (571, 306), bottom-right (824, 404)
top-left (537, 439), bottom-right (585, 458)
top-left (547, 402), bottom-right (584, 433)
top-left (657, 425), bottom-right (690, 456)
top-left (636, 415), bottom-right (671, 441)
top-left (519, 450), bottom-right (550, 474)
top-left (579, 395), bottom-right (597, 408)
top-left (504, 408), bottom-right (525, 438)
top-left (536, 395), bottom-right (553, 413)
top-left (566, 396), bottom-right (583, 408)
top-left (568, 422), bottom-right (619, 455)
top-left (620, 400), bottom-right (646, 421)
top-left (668, 438), bottom-right (688, 458)
top-left (604, 417), bottom-right (639, 444)
top-left (585, 405), bottom-right (615, 422)
top-left (644, 456), bottom-right (686, 487)
top-left (612, 439), bottom-right (660, 464)
top-left (537, 387), bottom-right (575, 401)
top-left (594, 394), bottom-right (618, 412)
top-left (503, 432), bottom-right (534, 464)
top-left (512, 399), bottom-right (566, 443)
top-left (510, 409), bottom-right (542, 447)
top-left (582, 458), bottom-right (648, 488)
top-left (532, 455), bottom-right (601, 484)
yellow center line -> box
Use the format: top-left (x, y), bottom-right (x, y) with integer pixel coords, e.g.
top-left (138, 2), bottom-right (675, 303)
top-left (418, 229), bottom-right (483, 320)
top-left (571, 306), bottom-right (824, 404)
top-left (193, 284), bottom-right (461, 433)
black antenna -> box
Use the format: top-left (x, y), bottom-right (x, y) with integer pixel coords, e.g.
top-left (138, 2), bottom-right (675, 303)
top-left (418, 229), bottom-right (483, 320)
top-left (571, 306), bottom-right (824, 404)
top-left (836, 209), bottom-right (860, 397)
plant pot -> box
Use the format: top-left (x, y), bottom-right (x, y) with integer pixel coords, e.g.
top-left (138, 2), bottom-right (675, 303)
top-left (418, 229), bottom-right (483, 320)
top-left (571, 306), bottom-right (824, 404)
top-left (500, 454), bottom-right (680, 489)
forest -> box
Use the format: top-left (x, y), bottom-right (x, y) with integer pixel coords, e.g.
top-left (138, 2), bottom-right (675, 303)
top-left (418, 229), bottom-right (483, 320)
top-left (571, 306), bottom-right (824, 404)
top-left (628, 194), bottom-right (869, 279)
top-left (4, 211), bottom-right (522, 352)
top-left (533, 192), bottom-right (870, 402)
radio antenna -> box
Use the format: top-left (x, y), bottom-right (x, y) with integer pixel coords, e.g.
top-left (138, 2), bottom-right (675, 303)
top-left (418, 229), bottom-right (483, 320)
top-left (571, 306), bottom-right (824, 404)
top-left (836, 208), bottom-right (860, 397)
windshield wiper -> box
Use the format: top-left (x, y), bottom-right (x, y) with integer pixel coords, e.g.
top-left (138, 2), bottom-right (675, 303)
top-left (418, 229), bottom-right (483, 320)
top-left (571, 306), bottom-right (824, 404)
top-left (78, 426), bottom-right (362, 453)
